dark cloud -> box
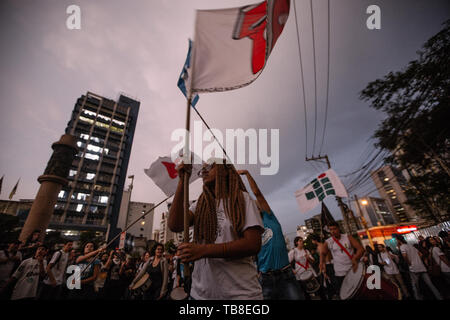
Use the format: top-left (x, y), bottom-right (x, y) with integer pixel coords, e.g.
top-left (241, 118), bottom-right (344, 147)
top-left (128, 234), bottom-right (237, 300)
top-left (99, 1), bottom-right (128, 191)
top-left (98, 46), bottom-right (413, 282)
top-left (1, 0), bottom-right (448, 238)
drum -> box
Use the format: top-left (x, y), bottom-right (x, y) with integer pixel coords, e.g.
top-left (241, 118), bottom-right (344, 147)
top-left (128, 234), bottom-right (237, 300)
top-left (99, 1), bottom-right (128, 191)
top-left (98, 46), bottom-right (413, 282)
top-left (340, 263), bottom-right (401, 300)
top-left (170, 287), bottom-right (189, 300)
top-left (299, 270), bottom-right (320, 293)
top-left (131, 273), bottom-right (152, 294)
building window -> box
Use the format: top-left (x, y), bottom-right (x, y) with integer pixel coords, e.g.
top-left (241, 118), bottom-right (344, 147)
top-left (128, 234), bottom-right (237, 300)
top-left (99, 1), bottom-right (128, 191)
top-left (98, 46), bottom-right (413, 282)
top-left (83, 109), bottom-right (96, 117)
top-left (86, 173), bottom-right (96, 180)
top-left (85, 153), bottom-right (100, 161)
top-left (69, 170), bottom-right (77, 177)
top-left (80, 133), bottom-right (89, 140)
top-left (77, 193), bottom-right (88, 201)
top-left (87, 144), bottom-right (102, 153)
top-left (79, 116), bottom-right (94, 124)
top-left (76, 204), bottom-right (83, 212)
top-left (99, 196), bottom-right (108, 204)
top-left (58, 191), bottom-right (66, 199)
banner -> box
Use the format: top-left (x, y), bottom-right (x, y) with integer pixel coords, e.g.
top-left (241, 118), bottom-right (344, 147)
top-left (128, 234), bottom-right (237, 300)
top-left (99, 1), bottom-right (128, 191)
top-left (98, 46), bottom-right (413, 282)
top-left (295, 169), bottom-right (348, 214)
top-left (190, 0), bottom-right (290, 93)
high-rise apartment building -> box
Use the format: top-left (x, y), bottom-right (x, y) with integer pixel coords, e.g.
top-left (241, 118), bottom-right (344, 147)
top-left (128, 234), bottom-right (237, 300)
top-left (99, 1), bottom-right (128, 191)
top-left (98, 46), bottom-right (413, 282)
top-left (371, 166), bottom-right (419, 224)
top-left (352, 196), bottom-right (396, 228)
top-left (49, 92), bottom-right (139, 241)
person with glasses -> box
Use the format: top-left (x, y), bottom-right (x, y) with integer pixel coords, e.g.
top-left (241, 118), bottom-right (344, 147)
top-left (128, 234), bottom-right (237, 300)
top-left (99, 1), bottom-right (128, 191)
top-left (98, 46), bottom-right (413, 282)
top-left (168, 158), bottom-right (264, 300)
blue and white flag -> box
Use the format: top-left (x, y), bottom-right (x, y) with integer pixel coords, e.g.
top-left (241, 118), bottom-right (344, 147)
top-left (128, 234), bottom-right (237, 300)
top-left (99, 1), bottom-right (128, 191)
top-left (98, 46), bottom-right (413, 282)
top-left (177, 39), bottom-right (199, 107)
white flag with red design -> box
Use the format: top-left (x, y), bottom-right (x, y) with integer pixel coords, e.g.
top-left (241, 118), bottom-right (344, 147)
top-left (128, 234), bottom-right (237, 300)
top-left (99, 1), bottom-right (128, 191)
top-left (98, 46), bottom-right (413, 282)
top-left (144, 155), bottom-right (203, 197)
top-left (190, 0), bottom-right (290, 93)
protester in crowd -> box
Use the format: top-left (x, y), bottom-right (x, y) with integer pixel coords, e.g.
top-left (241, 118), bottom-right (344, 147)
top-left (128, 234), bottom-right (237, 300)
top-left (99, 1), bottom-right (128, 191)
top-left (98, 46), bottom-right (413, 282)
top-left (393, 234), bottom-right (443, 300)
top-left (19, 230), bottom-right (42, 260)
top-left (427, 236), bottom-right (450, 286)
top-left (168, 159), bottom-right (264, 300)
top-left (137, 251), bottom-right (151, 273)
top-left (319, 222), bottom-right (364, 294)
top-left (418, 238), bottom-right (430, 267)
top-left (238, 169), bottom-right (304, 300)
top-left (68, 242), bottom-right (104, 300)
top-left (39, 240), bottom-right (73, 299)
top-left (0, 241), bottom-right (22, 291)
top-left (94, 252), bottom-right (109, 298)
top-left (103, 249), bottom-right (127, 299)
top-left (130, 243), bottom-right (168, 300)
top-left (311, 234), bottom-right (337, 300)
top-left (377, 244), bottom-right (410, 299)
top-left (121, 256), bottom-right (137, 298)
top-left (6, 244), bottom-right (47, 300)
top-left (363, 245), bottom-right (380, 268)
top-left (289, 236), bottom-right (325, 300)
top-left (438, 231), bottom-right (450, 259)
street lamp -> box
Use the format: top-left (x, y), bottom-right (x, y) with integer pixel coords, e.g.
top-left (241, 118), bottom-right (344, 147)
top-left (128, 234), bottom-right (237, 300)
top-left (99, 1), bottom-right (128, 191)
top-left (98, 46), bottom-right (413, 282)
top-left (355, 195), bottom-right (374, 248)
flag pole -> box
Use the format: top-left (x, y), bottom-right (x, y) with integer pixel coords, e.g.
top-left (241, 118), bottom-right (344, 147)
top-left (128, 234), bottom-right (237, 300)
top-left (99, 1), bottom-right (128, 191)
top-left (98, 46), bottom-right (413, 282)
top-left (183, 94), bottom-right (192, 278)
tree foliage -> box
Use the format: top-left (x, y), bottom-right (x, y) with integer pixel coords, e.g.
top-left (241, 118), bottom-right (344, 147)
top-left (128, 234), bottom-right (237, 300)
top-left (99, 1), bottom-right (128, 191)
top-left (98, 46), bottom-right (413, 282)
top-left (360, 19), bottom-right (450, 221)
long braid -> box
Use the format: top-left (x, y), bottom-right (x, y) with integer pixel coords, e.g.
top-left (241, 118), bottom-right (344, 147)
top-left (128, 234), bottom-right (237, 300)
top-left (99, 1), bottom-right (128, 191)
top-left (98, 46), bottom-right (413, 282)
top-left (193, 163), bottom-right (247, 244)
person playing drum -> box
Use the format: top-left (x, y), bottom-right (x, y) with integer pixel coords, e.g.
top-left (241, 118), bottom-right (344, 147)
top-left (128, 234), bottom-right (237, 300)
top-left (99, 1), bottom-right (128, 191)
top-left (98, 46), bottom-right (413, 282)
top-left (319, 222), bottom-right (364, 294)
top-left (288, 237), bottom-right (321, 299)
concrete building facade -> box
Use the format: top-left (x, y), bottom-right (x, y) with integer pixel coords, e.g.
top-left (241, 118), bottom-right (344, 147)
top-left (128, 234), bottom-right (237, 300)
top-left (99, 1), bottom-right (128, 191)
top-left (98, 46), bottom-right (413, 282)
top-left (371, 166), bottom-right (419, 224)
top-left (48, 92), bottom-right (140, 241)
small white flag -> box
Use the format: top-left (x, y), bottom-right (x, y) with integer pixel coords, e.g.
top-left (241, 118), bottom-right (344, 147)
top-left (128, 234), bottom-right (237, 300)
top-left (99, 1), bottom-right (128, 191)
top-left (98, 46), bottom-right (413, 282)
top-left (144, 153), bottom-right (203, 197)
top-left (294, 169), bottom-right (348, 214)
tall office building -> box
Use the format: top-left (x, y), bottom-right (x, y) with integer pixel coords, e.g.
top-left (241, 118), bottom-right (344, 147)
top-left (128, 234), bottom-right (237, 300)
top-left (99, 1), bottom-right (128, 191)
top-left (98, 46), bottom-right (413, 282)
top-left (371, 165), bottom-right (419, 224)
top-left (351, 196), bottom-right (396, 228)
top-left (49, 92), bottom-right (139, 241)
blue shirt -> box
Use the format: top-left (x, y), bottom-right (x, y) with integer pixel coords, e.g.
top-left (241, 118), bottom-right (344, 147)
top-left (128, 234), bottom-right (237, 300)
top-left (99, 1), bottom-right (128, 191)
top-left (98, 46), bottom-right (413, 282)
top-left (257, 211), bottom-right (290, 273)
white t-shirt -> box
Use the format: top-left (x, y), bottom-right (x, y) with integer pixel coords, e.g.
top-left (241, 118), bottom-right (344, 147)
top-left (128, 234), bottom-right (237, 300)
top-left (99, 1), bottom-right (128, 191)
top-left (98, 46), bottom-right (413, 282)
top-left (325, 234), bottom-right (353, 276)
top-left (43, 250), bottom-right (69, 286)
top-left (0, 250), bottom-right (22, 285)
top-left (189, 192), bottom-right (264, 300)
top-left (399, 243), bottom-right (426, 273)
top-left (11, 257), bottom-right (47, 300)
top-left (378, 251), bottom-right (399, 275)
top-left (431, 247), bottom-right (450, 273)
top-left (288, 248), bottom-right (316, 280)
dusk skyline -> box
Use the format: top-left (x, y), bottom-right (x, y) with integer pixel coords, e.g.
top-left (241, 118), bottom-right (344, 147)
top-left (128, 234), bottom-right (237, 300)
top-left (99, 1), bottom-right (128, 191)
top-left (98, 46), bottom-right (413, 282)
top-left (1, 0), bottom-right (449, 240)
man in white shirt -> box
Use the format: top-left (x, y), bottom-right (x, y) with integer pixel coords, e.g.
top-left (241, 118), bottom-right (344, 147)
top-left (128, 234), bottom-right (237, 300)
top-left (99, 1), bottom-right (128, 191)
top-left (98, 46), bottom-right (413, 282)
top-left (319, 222), bottom-right (364, 294)
top-left (39, 240), bottom-right (73, 299)
top-left (7, 245), bottom-right (47, 300)
top-left (393, 234), bottom-right (442, 300)
top-left (377, 244), bottom-right (409, 298)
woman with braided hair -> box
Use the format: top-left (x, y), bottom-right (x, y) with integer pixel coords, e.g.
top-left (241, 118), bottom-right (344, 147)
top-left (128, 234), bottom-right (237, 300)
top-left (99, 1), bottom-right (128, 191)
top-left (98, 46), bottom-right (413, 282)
top-left (168, 158), bottom-right (264, 300)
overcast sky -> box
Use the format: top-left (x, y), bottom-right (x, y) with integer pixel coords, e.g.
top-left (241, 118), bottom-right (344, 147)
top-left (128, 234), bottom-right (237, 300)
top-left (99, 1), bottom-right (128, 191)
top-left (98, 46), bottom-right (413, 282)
top-left (1, 0), bottom-right (449, 242)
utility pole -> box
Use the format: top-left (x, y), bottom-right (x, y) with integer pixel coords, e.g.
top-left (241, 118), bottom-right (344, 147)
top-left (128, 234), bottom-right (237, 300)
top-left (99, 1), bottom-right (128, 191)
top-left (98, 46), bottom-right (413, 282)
top-left (354, 194), bottom-right (374, 248)
top-left (305, 154), bottom-right (352, 234)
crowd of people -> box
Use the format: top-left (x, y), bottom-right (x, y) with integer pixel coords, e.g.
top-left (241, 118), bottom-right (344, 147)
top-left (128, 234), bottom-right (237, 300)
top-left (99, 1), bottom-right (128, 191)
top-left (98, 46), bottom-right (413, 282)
top-left (1, 159), bottom-right (449, 301)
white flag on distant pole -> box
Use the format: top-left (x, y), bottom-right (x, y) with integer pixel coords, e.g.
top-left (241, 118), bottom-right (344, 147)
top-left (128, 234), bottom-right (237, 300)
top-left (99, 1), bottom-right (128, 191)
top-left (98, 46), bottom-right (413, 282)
top-left (144, 153), bottom-right (203, 197)
top-left (190, 0), bottom-right (290, 93)
top-left (294, 169), bottom-right (348, 214)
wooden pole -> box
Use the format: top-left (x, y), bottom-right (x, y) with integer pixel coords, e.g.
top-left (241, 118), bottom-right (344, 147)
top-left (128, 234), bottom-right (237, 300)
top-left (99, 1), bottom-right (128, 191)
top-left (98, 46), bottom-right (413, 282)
top-left (183, 96), bottom-right (192, 278)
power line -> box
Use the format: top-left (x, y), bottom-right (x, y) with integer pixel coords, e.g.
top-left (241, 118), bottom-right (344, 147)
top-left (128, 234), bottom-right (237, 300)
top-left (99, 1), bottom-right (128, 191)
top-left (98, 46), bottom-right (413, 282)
top-left (319, 0), bottom-right (331, 155)
top-left (310, 0), bottom-right (318, 156)
top-left (293, 0), bottom-right (309, 158)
